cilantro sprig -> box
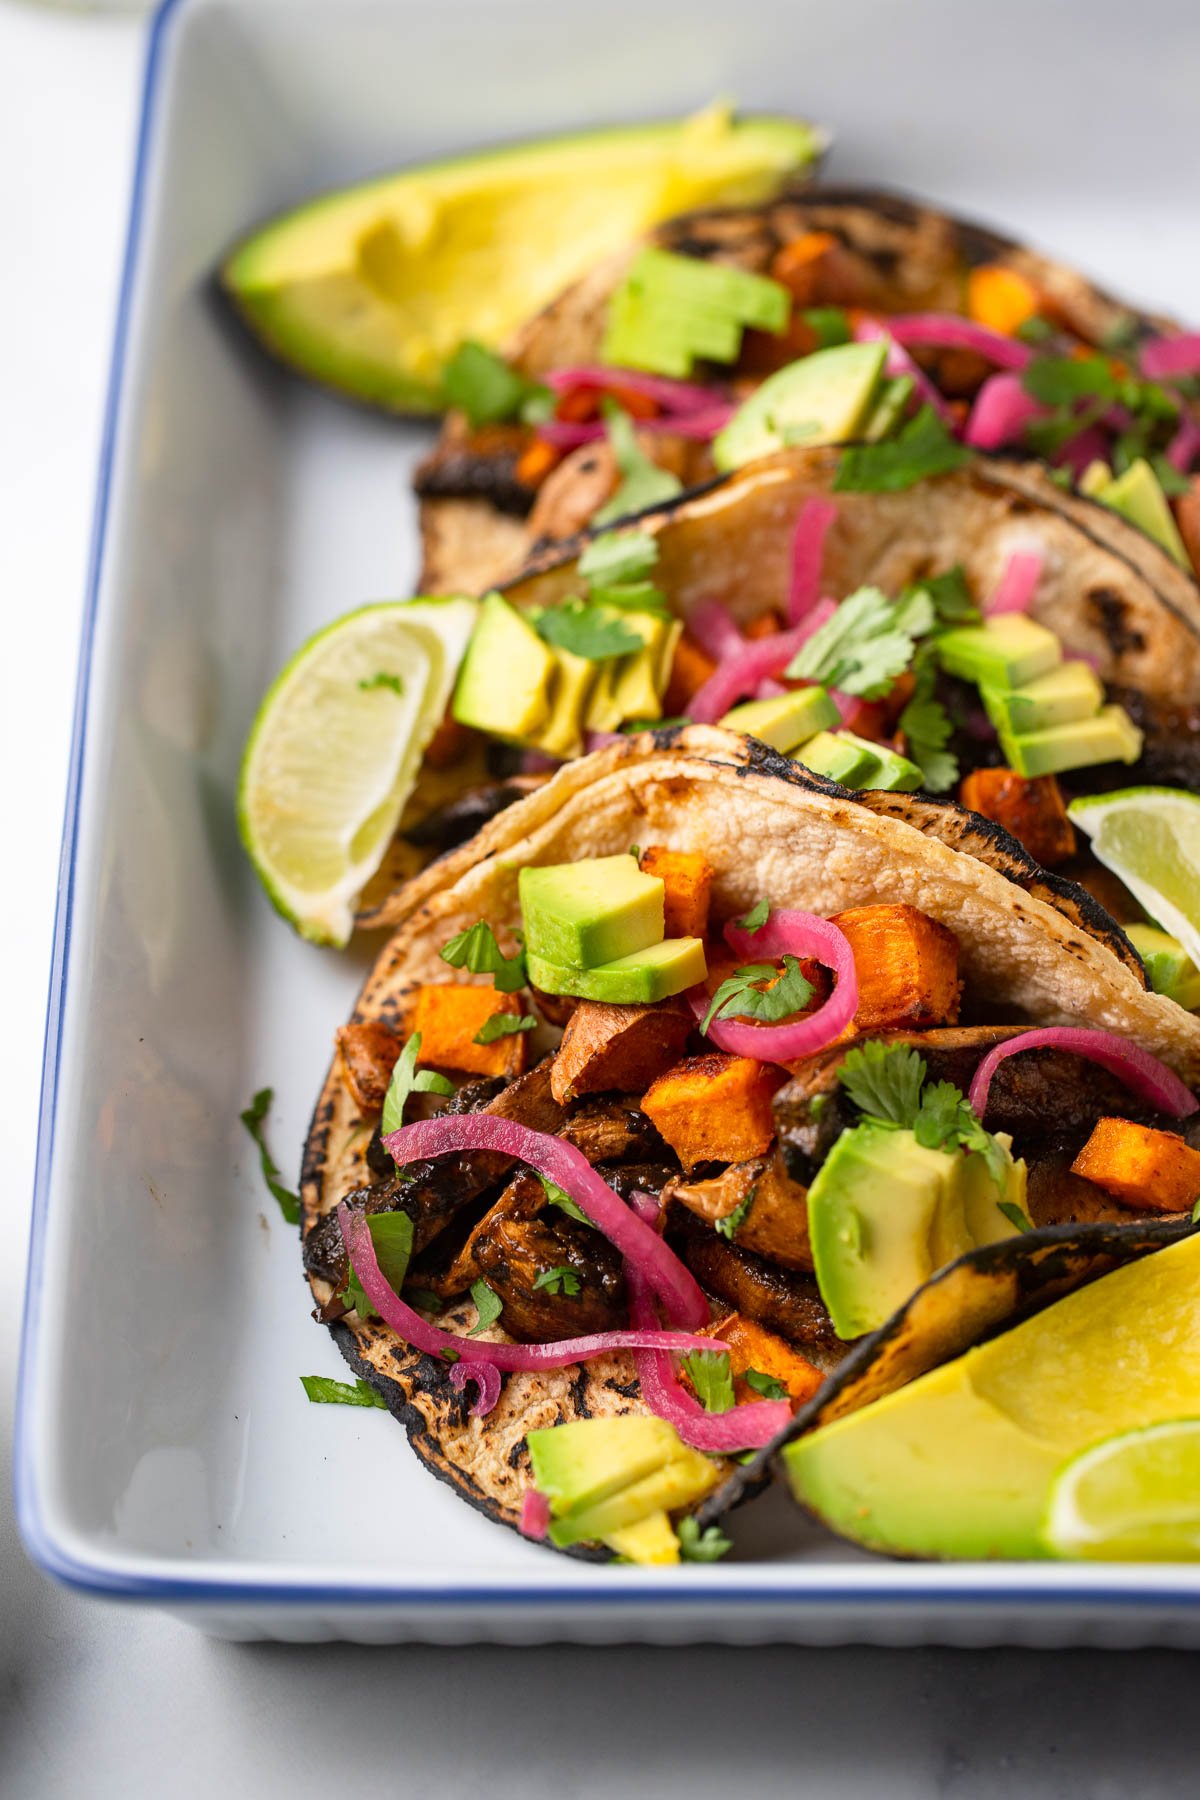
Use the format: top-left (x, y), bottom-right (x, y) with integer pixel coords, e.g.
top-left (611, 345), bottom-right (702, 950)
top-left (786, 584), bottom-right (934, 699)
top-left (539, 1172), bottom-right (593, 1227)
top-left (898, 646), bottom-right (958, 793)
top-left (700, 956), bottom-right (814, 1035)
top-left (357, 671), bottom-right (404, 695)
top-left (834, 406), bottom-right (970, 494)
top-left (715, 1181), bottom-right (757, 1243)
top-left (240, 1087), bottom-right (300, 1225)
top-left (743, 1368), bottom-right (789, 1401)
top-left (677, 1516), bottom-right (732, 1562)
top-left (592, 403), bottom-right (684, 527)
top-left (533, 601), bottom-right (644, 661)
top-left (442, 341), bottom-right (551, 429)
top-left (440, 920), bottom-right (527, 993)
top-left (467, 1278), bottom-right (503, 1337)
top-left (681, 1349), bottom-right (736, 1414)
top-left (837, 1040), bottom-right (1011, 1189)
top-left (380, 1033), bottom-right (455, 1138)
top-left (473, 1012), bottom-right (537, 1046)
top-left (532, 1265), bottom-right (582, 1297)
top-left (300, 1374), bottom-right (388, 1409)
top-left (735, 897), bottom-right (771, 932)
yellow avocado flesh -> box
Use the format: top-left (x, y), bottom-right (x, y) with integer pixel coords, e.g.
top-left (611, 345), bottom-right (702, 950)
top-left (223, 108), bottom-right (822, 413)
top-left (784, 1231), bottom-right (1200, 1559)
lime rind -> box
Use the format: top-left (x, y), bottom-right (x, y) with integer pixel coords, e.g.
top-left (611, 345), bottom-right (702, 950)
top-left (239, 597), bottom-right (476, 945)
top-left (1043, 1418), bottom-right (1200, 1561)
top-left (1067, 787), bottom-right (1200, 973)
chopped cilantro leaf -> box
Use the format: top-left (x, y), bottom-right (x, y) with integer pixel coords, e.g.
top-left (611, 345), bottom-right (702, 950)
top-left (715, 1181), bottom-right (757, 1242)
top-left (239, 1087), bottom-right (300, 1224)
top-left (406, 1288), bottom-right (444, 1316)
top-left (677, 1516), bottom-right (732, 1562)
top-left (592, 403), bottom-right (684, 527)
top-left (801, 306), bottom-right (851, 348)
top-left (300, 1375), bottom-right (388, 1409)
top-left (1100, 313), bottom-right (1140, 353)
top-left (621, 715), bottom-right (688, 733)
top-left (998, 1200), bottom-right (1034, 1234)
top-left (786, 584), bottom-right (933, 698)
top-left (473, 1012), bottom-right (537, 1045)
top-left (743, 1368), bottom-right (789, 1401)
top-left (467, 1278), bottom-right (503, 1337)
top-left (898, 647), bottom-right (958, 793)
top-left (838, 1041), bottom-right (926, 1127)
top-left (912, 1079), bottom-right (969, 1151)
top-left (1192, 1196), bottom-right (1200, 1225)
top-left (357, 671), bottom-right (404, 695)
top-left (834, 406), bottom-right (970, 494)
top-left (534, 601), bottom-right (643, 661)
top-left (700, 956), bottom-right (814, 1035)
top-left (442, 341), bottom-right (550, 428)
top-left (380, 1033), bottom-right (455, 1138)
top-left (1152, 454), bottom-right (1193, 498)
top-left (341, 1209), bottom-right (415, 1321)
top-left (1022, 354), bottom-right (1119, 408)
top-left (588, 580), bottom-right (669, 615)
top-left (735, 897), bottom-right (771, 932)
top-left (539, 1172), bottom-right (593, 1226)
top-left (531, 1265), bottom-right (582, 1297)
top-left (440, 920), bottom-right (527, 993)
top-left (1015, 315), bottom-right (1056, 346)
top-left (906, 564), bottom-right (979, 627)
top-left (682, 1349), bottom-right (736, 1413)
top-left (578, 529), bottom-right (659, 587)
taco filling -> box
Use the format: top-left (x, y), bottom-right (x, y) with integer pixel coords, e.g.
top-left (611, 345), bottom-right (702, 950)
top-left (301, 740), bottom-right (1200, 1563)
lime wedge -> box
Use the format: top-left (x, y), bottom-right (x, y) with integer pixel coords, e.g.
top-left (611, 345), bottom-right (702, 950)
top-left (1043, 1419), bottom-right (1200, 1560)
top-left (239, 597), bottom-right (477, 945)
top-left (1067, 787), bottom-right (1200, 969)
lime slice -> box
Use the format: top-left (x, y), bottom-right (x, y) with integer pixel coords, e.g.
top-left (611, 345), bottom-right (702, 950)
top-left (1043, 1419), bottom-right (1200, 1560)
top-left (1067, 787), bottom-right (1200, 969)
top-left (239, 597), bottom-right (477, 945)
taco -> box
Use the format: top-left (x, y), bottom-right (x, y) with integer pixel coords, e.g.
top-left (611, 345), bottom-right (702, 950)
top-left (414, 186), bottom-right (1200, 597)
top-left (362, 444), bottom-right (1200, 943)
top-left (301, 727), bottom-right (1200, 1562)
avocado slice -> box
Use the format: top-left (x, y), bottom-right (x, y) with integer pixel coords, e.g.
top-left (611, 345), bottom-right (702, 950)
top-left (721, 686), bottom-right (839, 751)
top-left (936, 614), bottom-right (1063, 690)
top-left (519, 855), bottom-right (665, 968)
top-left (452, 592), bottom-right (554, 739)
top-left (526, 936), bottom-right (707, 1004)
top-left (1125, 924), bottom-right (1200, 1010)
top-left (1092, 457), bottom-right (1190, 568)
top-left (527, 646), bottom-right (597, 760)
top-left (793, 729), bottom-right (882, 788)
top-left (221, 108), bottom-right (823, 413)
top-left (528, 1415), bottom-right (687, 1516)
top-left (783, 1229), bottom-right (1200, 1559)
top-left (807, 1125), bottom-right (1024, 1340)
top-left (712, 341), bottom-right (887, 472)
top-left (981, 659), bottom-right (1105, 736)
top-left (602, 1510), bottom-right (682, 1565)
top-left (999, 703), bottom-right (1143, 779)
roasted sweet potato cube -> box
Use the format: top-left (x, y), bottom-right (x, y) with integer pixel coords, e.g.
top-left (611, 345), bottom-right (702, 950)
top-left (641, 1053), bottom-right (781, 1169)
top-left (336, 1020), bottom-right (402, 1112)
top-left (638, 845), bottom-right (713, 939)
top-left (663, 634), bottom-right (717, 714)
top-left (700, 1310), bottom-right (823, 1407)
top-left (959, 767), bottom-right (1076, 867)
top-left (831, 904), bottom-right (961, 1032)
top-left (410, 983), bottom-right (528, 1079)
top-left (1070, 1117), bottom-right (1200, 1213)
top-left (550, 999), bottom-right (691, 1104)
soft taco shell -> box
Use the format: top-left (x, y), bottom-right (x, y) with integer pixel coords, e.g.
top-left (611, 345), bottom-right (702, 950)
top-left (304, 728), bottom-right (1200, 1546)
top-left (415, 185), bottom-right (1177, 591)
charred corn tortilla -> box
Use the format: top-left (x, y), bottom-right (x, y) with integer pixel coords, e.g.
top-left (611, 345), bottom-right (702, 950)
top-left (416, 185), bottom-right (1177, 592)
top-left (304, 728), bottom-right (1200, 1545)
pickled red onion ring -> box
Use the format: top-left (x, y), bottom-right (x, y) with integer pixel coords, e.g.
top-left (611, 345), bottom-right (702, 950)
top-left (964, 372), bottom-right (1044, 450)
top-left (687, 601), bottom-right (837, 723)
top-left (519, 1489), bottom-right (551, 1540)
top-left (884, 313), bottom-right (1032, 371)
top-left (788, 498), bottom-right (839, 625)
top-left (537, 408), bottom-right (732, 449)
top-left (688, 909), bottom-right (858, 1062)
top-left (1140, 334), bottom-right (1200, 382)
top-left (967, 1028), bottom-right (1198, 1123)
top-left (688, 598), bottom-right (746, 661)
top-left (985, 549), bottom-right (1043, 616)
top-left (545, 366), bottom-right (720, 412)
top-left (449, 1360), bottom-right (502, 1417)
top-left (380, 1116), bottom-right (710, 1329)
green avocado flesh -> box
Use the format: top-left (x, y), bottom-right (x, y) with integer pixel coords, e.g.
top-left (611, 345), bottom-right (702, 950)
top-left (712, 341), bottom-right (887, 472)
top-left (1093, 457), bottom-right (1189, 568)
top-left (784, 1230), bottom-right (1200, 1559)
top-left (999, 704), bottom-right (1143, 779)
top-left (936, 615), bottom-right (1062, 691)
top-left (721, 686), bottom-right (838, 751)
top-left (982, 660), bottom-right (1104, 736)
top-left (452, 593), bottom-right (554, 738)
top-left (527, 937), bottom-right (706, 1004)
top-left (527, 1416), bottom-right (717, 1558)
top-left (602, 246), bottom-right (790, 379)
top-left (519, 855), bottom-right (664, 968)
top-left (807, 1125), bottom-right (1022, 1339)
top-left (795, 730), bottom-right (922, 792)
top-left (1126, 924), bottom-right (1200, 1010)
top-left (221, 109), bottom-right (822, 413)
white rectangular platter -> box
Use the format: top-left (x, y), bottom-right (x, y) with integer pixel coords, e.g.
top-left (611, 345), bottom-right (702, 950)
top-left (16, 0), bottom-right (1200, 1644)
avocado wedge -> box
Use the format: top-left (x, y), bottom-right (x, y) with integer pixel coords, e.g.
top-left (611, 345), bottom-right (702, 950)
top-left (221, 106), bottom-right (823, 414)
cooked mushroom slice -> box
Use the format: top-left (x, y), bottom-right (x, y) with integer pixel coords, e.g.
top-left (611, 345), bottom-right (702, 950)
top-left (667, 1208), bottom-right (841, 1361)
top-left (664, 1150), bottom-right (813, 1271)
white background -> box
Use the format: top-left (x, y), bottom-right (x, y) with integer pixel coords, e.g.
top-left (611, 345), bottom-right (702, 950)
top-left (4, 3), bottom-right (1200, 1795)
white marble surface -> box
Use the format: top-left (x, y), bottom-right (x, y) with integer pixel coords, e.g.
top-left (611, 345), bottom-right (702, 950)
top-left (4, 4), bottom-right (1200, 1794)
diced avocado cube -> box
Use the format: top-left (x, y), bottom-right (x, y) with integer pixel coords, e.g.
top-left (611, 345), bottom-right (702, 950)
top-left (452, 592), bottom-right (554, 739)
top-left (981, 659), bottom-right (1105, 736)
top-left (713, 341), bottom-right (888, 473)
top-left (1093, 457), bottom-right (1190, 568)
top-left (609, 612), bottom-right (679, 723)
top-left (721, 686), bottom-right (840, 751)
top-left (850, 735), bottom-right (924, 792)
top-left (1000, 703), bottom-right (1144, 778)
top-left (601, 1510), bottom-right (681, 1565)
top-left (519, 855), bottom-right (665, 968)
top-left (550, 1456), bottom-right (717, 1548)
top-left (602, 246), bottom-right (790, 377)
top-left (935, 613), bottom-right (1063, 690)
top-left (526, 936), bottom-right (707, 1004)
top-left (794, 730), bottom-right (883, 788)
top-left (1078, 459), bottom-right (1113, 498)
top-left (527, 1415), bottom-right (687, 1516)
top-left (526, 647), bottom-right (598, 760)
top-left (1125, 924), bottom-right (1200, 1011)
